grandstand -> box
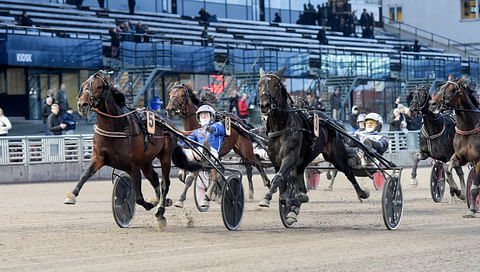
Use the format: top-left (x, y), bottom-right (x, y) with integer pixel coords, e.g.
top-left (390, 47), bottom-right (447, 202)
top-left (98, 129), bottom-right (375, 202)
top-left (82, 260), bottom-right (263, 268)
top-left (0, 0), bottom-right (478, 124)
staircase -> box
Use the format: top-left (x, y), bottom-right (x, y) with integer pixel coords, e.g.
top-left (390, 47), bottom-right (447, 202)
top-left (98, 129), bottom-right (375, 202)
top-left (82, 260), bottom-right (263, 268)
top-left (321, 75), bottom-right (356, 116)
top-left (399, 78), bottom-right (430, 106)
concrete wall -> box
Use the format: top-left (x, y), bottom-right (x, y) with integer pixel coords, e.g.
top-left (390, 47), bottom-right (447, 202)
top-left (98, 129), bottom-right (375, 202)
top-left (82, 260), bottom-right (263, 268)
top-left (383, 0), bottom-right (480, 45)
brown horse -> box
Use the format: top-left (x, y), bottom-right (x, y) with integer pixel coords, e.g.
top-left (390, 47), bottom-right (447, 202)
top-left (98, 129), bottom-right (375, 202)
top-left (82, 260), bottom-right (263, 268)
top-left (165, 83), bottom-right (270, 203)
top-left (429, 76), bottom-right (480, 214)
top-left (64, 71), bottom-right (201, 228)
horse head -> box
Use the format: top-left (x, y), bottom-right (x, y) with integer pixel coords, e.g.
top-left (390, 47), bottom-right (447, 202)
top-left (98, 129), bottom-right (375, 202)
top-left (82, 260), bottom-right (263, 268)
top-left (77, 70), bottom-right (124, 116)
top-left (429, 76), bottom-right (466, 114)
top-left (165, 82), bottom-right (199, 118)
top-left (408, 85), bottom-right (430, 118)
top-left (258, 66), bottom-right (289, 114)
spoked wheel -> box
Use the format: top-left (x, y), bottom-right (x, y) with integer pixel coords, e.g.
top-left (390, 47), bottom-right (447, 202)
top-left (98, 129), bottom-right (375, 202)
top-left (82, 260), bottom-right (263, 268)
top-left (430, 161), bottom-right (445, 203)
top-left (194, 171), bottom-right (210, 212)
top-left (382, 176), bottom-right (403, 230)
top-left (221, 176), bottom-right (244, 231)
top-left (466, 168), bottom-right (480, 213)
top-left (112, 173), bottom-right (136, 228)
top-left (373, 170), bottom-right (385, 191)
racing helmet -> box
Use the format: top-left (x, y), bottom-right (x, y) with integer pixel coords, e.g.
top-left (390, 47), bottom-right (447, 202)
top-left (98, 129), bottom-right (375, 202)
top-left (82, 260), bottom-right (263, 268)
top-left (196, 104), bottom-right (216, 123)
top-left (357, 113), bottom-right (366, 123)
top-left (365, 112), bottom-right (383, 132)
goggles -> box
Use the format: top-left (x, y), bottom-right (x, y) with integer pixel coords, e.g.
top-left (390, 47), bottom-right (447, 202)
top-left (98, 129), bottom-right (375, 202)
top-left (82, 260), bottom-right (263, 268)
top-left (365, 120), bottom-right (377, 126)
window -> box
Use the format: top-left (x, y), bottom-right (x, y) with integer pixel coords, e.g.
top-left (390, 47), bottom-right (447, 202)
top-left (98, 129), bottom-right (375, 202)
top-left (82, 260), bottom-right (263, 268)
top-left (389, 7), bottom-right (395, 21)
top-left (396, 7), bottom-right (403, 22)
top-left (7, 68), bottom-right (26, 95)
top-left (0, 70), bottom-right (5, 94)
top-left (461, 0), bottom-right (477, 19)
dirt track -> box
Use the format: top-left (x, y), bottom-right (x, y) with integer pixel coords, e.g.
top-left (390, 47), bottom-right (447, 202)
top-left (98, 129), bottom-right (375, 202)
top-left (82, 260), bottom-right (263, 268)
top-left (0, 166), bottom-right (478, 271)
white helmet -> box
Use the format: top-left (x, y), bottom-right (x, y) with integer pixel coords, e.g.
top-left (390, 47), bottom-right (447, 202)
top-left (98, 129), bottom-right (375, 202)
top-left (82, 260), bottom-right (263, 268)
top-left (357, 113), bottom-right (366, 123)
top-left (365, 112), bottom-right (383, 132)
top-left (196, 104), bottom-right (215, 124)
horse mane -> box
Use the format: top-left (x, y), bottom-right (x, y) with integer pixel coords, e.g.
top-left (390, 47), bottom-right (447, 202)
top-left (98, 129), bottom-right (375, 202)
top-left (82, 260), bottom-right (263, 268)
top-left (110, 85), bottom-right (126, 107)
top-left (464, 84), bottom-right (480, 108)
top-left (184, 85), bottom-right (201, 107)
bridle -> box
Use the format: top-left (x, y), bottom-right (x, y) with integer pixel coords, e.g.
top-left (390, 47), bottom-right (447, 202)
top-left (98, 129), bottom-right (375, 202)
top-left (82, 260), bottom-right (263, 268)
top-left (258, 73), bottom-right (293, 114)
top-left (168, 84), bottom-right (196, 117)
top-left (411, 88), bottom-right (429, 114)
top-left (437, 80), bottom-right (480, 113)
top-left (78, 71), bottom-right (109, 108)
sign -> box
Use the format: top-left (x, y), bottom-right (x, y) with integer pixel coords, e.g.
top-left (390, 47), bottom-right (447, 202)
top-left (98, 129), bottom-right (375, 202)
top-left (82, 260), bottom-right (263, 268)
top-left (16, 53), bottom-right (32, 63)
top-left (146, 111), bottom-right (155, 134)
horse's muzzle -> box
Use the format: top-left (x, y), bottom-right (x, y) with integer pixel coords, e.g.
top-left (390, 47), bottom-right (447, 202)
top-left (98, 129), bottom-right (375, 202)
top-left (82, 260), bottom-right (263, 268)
top-left (77, 102), bottom-right (89, 116)
top-left (428, 100), bottom-right (441, 114)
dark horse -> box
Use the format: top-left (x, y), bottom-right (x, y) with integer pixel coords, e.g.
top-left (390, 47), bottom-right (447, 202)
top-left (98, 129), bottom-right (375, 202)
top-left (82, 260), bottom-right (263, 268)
top-left (429, 77), bottom-right (480, 214)
top-left (165, 83), bottom-right (270, 203)
top-left (409, 86), bottom-right (465, 201)
top-left (64, 71), bottom-right (201, 228)
top-left (257, 67), bottom-right (369, 224)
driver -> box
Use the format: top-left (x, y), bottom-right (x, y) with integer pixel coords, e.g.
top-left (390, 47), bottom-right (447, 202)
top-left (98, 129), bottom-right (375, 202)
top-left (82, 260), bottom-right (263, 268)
top-left (175, 104), bottom-right (225, 208)
top-left (354, 113), bottom-right (389, 165)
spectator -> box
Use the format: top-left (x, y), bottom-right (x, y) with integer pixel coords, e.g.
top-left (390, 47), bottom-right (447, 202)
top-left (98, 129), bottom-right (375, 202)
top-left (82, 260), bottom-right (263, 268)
top-left (229, 90), bottom-right (240, 115)
top-left (273, 12), bottom-right (281, 23)
top-left (368, 12), bottom-right (375, 38)
top-left (330, 88), bottom-right (342, 120)
top-left (317, 26), bottom-right (328, 45)
top-left (0, 107), bottom-right (12, 136)
top-left (134, 21), bottom-right (149, 43)
top-left (57, 83), bottom-right (69, 116)
top-left (199, 8), bottom-right (210, 22)
top-left (41, 96), bottom-right (54, 135)
top-left (19, 11), bottom-right (34, 27)
top-left (238, 92), bottom-right (249, 121)
top-left (413, 40), bottom-right (421, 52)
top-left (46, 88), bottom-right (57, 104)
top-left (63, 107), bottom-right (77, 135)
top-left (128, 0), bottom-right (135, 14)
top-left (109, 27), bottom-right (120, 58)
top-left (349, 105), bottom-right (360, 131)
top-left (314, 96), bottom-right (326, 111)
top-left (98, 0), bottom-right (104, 8)
top-left (389, 108), bottom-right (406, 131)
top-left (200, 26), bottom-right (209, 46)
top-left (48, 104), bottom-right (66, 135)
top-left (405, 108), bottom-right (422, 130)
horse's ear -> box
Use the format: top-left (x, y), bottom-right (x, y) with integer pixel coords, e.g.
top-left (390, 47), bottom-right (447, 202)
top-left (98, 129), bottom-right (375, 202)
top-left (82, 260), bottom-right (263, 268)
top-left (448, 74), bottom-right (453, 81)
top-left (259, 68), bottom-right (265, 77)
top-left (458, 77), bottom-right (466, 84)
top-left (186, 81), bottom-right (192, 88)
top-left (277, 66), bottom-right (286, 77)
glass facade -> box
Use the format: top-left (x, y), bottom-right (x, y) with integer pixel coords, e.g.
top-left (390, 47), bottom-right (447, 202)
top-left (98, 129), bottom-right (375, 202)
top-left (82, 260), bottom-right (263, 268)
top-left (321, 52), bottom-right (390, 79)
top-left (401, 54), bottom-right (462, 80)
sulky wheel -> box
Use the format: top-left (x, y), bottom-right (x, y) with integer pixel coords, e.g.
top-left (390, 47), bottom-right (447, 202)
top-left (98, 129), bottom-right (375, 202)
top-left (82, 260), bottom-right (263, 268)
top-left (382, 175), bottom-right (403, 230)
top-left (430, 161), bottom-right (446, 203)
top-left (466, 168), bottom-right (480, 213)
top-left (112, 173), bottom-right (136, 228)
top-left (221, 175), bottom-right (244, 231)
top-left (279, 197), bottom-right (296, 228)
top-left (194, 171), bottom-right (210, 212)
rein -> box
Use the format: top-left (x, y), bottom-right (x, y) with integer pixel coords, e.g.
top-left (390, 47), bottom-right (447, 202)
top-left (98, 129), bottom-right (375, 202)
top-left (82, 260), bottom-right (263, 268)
top-left (268, 127), bottom-right (311, 138)
top-left (92, 107), bottom-right (141, 119)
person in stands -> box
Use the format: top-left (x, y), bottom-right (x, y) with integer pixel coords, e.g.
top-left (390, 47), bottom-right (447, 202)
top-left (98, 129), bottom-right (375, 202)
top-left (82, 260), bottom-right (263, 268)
top-left (238, 92), bottom-right (249, 122)
top-left (63, 107), bottom-right (77, 135)
top-left (19, 11), bottom-right (34, 27)
top-left (41, 96), bottom-right (54, 135)
top-left (273, 12), bottom-right (282, 23)
top-left (0, 107), bottom-right (12, 136)
top-left (48, 104), bottom-right (67, 135)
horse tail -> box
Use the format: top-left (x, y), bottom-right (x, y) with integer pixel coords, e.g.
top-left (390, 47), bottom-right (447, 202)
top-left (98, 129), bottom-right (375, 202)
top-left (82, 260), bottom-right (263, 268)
top-left (172, 144), bottom-right (202, 172)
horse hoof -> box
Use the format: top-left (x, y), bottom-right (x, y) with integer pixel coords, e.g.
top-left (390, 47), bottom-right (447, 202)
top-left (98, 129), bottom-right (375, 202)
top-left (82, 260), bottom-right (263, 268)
top-left (157, 217), bottom-right (167, 230)
top-left (174, 200), bottom-right (184, 208)
top-left (300, 193), bottom-right (309, 203)
top-left (200, 199), bottom-right (209, 208)
top-left (359, 189), bottom-right (370, 200)
top-left (166, 198), bottom-right (173, 207)
top-left (64, 193), bottom-right (76, 205)
top-left (325, 185), bottom-right (333, 191)
top-left (259, 199), bottom-right (270, 208)
top-left (286, 211), bottom-right (297, 224)
top-left (463, 210), bottom-right (476, 218)
top-left (144, 202), bottom-right (155, 211)
top-left (147, 198), bottom-right (159, 206)
top-left (410, 179), bottom-right (418, 186)
top-left (248, 195), bottom-right (254, 201)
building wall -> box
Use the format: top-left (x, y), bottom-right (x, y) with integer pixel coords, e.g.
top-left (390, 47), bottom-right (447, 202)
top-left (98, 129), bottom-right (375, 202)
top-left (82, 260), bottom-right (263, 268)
top-left (383, 0), bottom-right (480, 45)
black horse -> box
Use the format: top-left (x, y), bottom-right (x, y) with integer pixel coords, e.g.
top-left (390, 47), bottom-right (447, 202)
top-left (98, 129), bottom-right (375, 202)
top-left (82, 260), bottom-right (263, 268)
top-left (257, 67), bottom-right (370, 224)
top-left (409, 86), bottom-right (465, 201)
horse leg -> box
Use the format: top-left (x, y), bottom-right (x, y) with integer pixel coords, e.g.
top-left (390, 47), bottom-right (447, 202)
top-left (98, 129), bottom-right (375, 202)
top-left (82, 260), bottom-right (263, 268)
top-left (259, 156), bottom-right (297, 208)
top-left (444, 161), bottom-right (460, 204)
top-left (245, 163), bottom-right (254, 200)
top-left (64, 159), bottom-right (103, 204)
top-left (141, 164), bottom-right (161, 206)
top-left (174, 172), bottom-right (195, 208)
top-left (411, 152), bottom-right (427, 186)
top-left (155, 151), bottom-right (173, 229)
top-left (128, 170), bottom-right (155, 211)
top-left (327, 166), bottom-right (338, 191)
top-left (454, 166), bottom-right (466, 201)
top-left (469, 162), bottom-right (480, 214)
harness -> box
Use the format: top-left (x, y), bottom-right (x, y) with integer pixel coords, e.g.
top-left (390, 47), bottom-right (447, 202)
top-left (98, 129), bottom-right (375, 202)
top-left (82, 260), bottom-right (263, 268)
top-left (420, 122), bottom-right (446, 154)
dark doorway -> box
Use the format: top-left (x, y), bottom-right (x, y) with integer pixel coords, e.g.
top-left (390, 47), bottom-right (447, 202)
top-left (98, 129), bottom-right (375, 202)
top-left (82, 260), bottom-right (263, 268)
top-left (259, 0), bottom-right (265, 21)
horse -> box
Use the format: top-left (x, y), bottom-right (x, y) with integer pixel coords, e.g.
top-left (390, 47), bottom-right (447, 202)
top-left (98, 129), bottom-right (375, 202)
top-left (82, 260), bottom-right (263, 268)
top-left (165, 83), bottom-right (270, 203)
top-left (409, 85), bottom-right (465, 201)
top-left (429, 76), bottom-right (480, 214)
top-left (257, 67), bottom-right (369, 224)
top-left (64, 71), bottom-right (201, 228)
